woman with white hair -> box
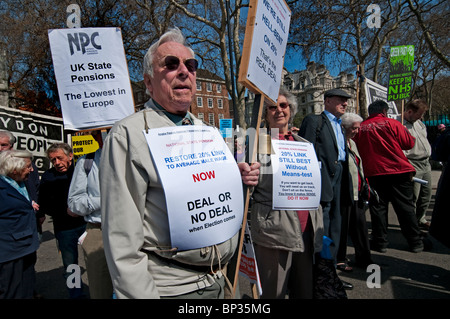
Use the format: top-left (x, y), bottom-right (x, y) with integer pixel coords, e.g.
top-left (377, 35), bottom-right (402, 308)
top-left (337, 113), bottom-right (373, 270)
top-left (250, 87), bottom-right (323, 298)
top-left (0, 150), bottom-right (39, 298)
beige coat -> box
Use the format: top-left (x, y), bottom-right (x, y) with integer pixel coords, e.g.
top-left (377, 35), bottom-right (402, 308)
top-left (347, 138), bottom-right (363, 201)
top-left (404, 120), bottom-right (432, 161)
top-left (100, 100), bottom-right (238, 298)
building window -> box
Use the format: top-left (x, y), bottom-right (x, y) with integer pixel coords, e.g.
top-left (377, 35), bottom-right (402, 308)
top-left (206, 82), bottom-right (212, 92)
top-left (216, 84), bottom-right (222, 93)
top-left (218, 113), bottom-right (224, 120)
top-left (197, 97), bottom-right (203, 107)
top-left (197, 82), bottom-right (202, 91)
top-left (208, 113), bottom-right (215, 126)
top-left (198, 113), bottom-right (204, 121)
top-left (208, 98), bottom-right (213, 108)
top-left (217, 99), bottom-right (223, 109)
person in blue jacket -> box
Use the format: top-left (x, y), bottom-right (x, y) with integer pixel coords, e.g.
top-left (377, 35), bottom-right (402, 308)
top-left (0, 150), bottom-right (39, 299)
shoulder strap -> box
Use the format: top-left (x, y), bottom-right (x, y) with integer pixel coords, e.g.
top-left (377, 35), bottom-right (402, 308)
top-left (84, 152), bottom-right (96, 176)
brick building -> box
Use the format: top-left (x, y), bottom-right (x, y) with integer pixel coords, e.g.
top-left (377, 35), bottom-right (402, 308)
top-left (131, 69), bottom-right (230, 129)
top-left (190, 69), bottom-right (230, 128)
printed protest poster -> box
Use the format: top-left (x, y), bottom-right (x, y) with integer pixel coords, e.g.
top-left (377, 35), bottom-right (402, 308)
top-left (388, 45), bottom-right (414, 101)
top-left (239, 222), bottom-right (262, 296)
top-left (144, 125), bottom-right (244, 251)
top-left (271, 139), bottom-right (321, 210)
top-left (48, 27), bottom-right (135, 130)
top-left (219, 118), bottom-right (233, 138)
top-left (71, 135), bottom-right (99, 156)
top-left (365, 78), bottom-right (398, 119)
top-left (239, 0), bottom-right (291, 104)
top-left (0, 105), bottom-right (65, 173)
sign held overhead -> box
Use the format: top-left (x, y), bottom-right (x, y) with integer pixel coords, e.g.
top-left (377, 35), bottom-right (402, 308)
top-left (239, 0), bottom-right (291, 104)
top-left (48, 27), bottom-right (135, 130)
top-left (388, 45), bottom-right (414, 102)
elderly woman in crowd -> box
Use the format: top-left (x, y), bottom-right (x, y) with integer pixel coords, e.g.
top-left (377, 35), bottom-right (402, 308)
top-left (337, 113), bottom-right (373, 269)
top-left (250, 87), bottom-right (323, 299)
top-left (0, 150), bottom-right (40, 299)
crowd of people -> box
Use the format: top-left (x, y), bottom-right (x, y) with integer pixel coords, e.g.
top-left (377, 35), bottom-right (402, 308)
top-left (0, 28), bottom-right (449, 300)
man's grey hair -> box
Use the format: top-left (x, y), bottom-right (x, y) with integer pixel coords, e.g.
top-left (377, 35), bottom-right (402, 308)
top-left (341, 112), bottom-right (363, 129)
top-left (0, 130), bottom-right (16, 146)
top-left (45, 143), bottom-right (73, 158)
top-left (143, 27), bottom-right (195, 79)
top-left (0, 149), bottom-right (33, 176)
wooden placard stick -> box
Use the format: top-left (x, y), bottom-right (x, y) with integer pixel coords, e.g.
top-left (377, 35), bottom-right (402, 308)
top-left (232, 93), bottom-right (264, 298)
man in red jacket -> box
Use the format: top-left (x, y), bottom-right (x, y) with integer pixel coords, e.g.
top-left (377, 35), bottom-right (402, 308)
top-left (354, 100), bottom-right (424, 253)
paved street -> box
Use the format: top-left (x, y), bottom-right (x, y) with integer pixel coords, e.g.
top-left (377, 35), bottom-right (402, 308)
top-left (34, 169), bottom-right (449, 299)
top-left (334, 169), bottom-right (450, 299)
top-left (239, 169), bottom-right (450, 299)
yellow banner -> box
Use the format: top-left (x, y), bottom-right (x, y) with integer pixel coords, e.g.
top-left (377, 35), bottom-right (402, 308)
top-left (72, 135), bottom-right (99, 156)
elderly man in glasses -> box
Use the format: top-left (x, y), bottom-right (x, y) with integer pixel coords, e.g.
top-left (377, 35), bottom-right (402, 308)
top-left (100, 28), bottom-right (260, 299)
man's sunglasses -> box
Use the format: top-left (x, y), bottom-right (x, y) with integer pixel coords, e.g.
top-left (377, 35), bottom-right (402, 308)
top-left (268, 103), bottom-right (289, 111)
top-left (162, 55), bottom-right (199, 73)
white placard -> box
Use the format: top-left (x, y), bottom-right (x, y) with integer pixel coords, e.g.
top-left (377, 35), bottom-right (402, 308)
top-left (244, 0), bottom-right (291, 103)
top-left (365, 78), bottom-right (399, 119)
top-left (48, 27), bottom-right (135, 130)
top-left (144, 125), bottom-right (244, 251)
top-left (271, 139), bottom-right (321, 210)
top-left (239, 222), bottom-right (262, 296)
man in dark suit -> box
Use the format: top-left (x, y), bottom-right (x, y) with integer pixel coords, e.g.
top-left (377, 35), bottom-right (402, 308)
top-left (299, 89), bottom-right (351, 268)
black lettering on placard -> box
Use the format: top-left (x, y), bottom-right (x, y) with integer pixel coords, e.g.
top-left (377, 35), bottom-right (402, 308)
top-left (0, 106), bottom-right (65, 172)
top-left (68, 32), bottom-right (101, 55)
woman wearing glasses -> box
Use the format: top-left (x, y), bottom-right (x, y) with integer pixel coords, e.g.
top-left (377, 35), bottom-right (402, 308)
top-left (250, 88), bottom-right (323, 299)
top-left (0, 150), bottom-right (40, 299)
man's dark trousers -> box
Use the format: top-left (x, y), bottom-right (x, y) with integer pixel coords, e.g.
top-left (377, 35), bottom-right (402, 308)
top-left (321, 161), bottom-right (343, 262)
top-left (368, 173), bottom-right (422, 249)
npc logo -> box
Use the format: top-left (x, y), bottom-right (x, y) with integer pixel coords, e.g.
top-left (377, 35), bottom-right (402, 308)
top-left (67, 31), bottom-right (102, 55)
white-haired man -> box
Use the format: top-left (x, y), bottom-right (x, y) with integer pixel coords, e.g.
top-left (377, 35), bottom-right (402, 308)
top-left (100, 28), bottom-right (260, 299)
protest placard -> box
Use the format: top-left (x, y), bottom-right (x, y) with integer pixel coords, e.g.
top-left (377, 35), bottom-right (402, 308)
top-left (365, 78), bottom-right (399, 118)
top-left (271, 139), bottom-right (321, 210)
top-left (388, 45), bottom-right (414, 102)
top-left (144, 125), bottom-right (244, 251)
top-left (219, 118), bottom-right (233, 138)
top-left (71, 135), bottom-right (99, 156)
top-left (239, 0), bottom-right (291, 104)
top-left (48, 27), bottom-right (135, 130)
top-left (239, 222), bottom-right (262, 297)
top-left (0, 105), bottom-right (65, 173)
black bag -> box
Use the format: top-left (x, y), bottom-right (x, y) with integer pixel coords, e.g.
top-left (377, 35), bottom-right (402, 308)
top-left (359, 178), bottom-right (379, 208)
top-left (313, 258), bottom-right (348, 299)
